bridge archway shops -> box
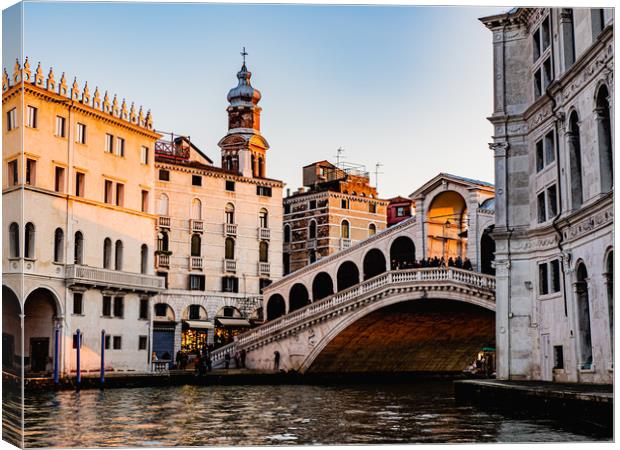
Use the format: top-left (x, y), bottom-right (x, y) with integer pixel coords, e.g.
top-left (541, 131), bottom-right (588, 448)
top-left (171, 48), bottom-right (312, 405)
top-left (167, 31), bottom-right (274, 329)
top-left (426, 190), bottom-right (468, 261)
top-left (180, 305), bottom-right (212, 353)
top-left (214, 307), bottom-right (250, 347)
top-left (390, 236), bottom-right (416, 270)
top-left (267, 294), bottom-right (286, 321)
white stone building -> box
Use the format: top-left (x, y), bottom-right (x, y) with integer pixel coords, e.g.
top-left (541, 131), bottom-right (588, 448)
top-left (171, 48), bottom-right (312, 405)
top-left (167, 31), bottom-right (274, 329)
top-left (481, 8), bottom-right (613, 383)
top-left (151, 60), bottom-right (283, 361)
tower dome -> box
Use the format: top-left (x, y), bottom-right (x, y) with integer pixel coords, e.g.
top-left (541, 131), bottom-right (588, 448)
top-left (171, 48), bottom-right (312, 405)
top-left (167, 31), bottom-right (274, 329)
top-left (226, 63), bottom-right (261, 107)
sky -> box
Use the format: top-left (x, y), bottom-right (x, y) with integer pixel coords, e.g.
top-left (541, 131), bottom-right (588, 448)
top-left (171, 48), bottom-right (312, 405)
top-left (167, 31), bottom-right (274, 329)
top-left (3, 1), bottom-right (504, 198)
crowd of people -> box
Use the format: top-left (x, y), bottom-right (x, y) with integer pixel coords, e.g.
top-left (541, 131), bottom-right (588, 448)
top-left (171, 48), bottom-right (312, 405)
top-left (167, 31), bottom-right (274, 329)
top-left (391, 255), bottom-right (474, 271)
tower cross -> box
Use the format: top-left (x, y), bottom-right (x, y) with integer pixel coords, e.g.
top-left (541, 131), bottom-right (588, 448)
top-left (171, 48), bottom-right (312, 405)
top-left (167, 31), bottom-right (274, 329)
top-left (241, 47), bottom-right (248, 65)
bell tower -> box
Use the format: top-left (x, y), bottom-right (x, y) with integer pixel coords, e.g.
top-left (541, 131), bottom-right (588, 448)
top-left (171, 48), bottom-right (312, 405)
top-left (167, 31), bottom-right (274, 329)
top-left (218, 48), bottom-right (270, 178)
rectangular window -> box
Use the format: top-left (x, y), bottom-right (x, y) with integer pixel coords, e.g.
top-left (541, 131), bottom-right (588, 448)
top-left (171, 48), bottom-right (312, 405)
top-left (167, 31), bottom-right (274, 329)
top-left (55, 116), bottom-right (66, 137)
top-left (72, 333), bottom-right (82, 349)
top-left (154, 303), bottom-right (167, 317)
top-left (8, 160), bottom-right (18, 186)
top-left (534, 68), bottom-right (542, 99)
top-left (73, 293), bottom-right (83, 315)
top-left (225, 180), bottom-right (235, 191)
top-left (138, 336), bottom-right (147, 350)
top-left (141, 146), bottom-right (149, 165)
top-left (259, 278), bottom-right (272, 293)
top-left (159, 169), bottom-right (170, 181)
top-left (536, 140), bottom-right (544, 172)
top-left (189, 305), bottom-right (201, 320)
top-left (104, 180), bottom-right (113, 204)
top-left (284, 204), bottom-right (290, 214)
top-left (105, 134), bottom-right (114, 153)
top-left (369, 203), bottom-right (377, 213)
top-left (141, 190), bottom-right (149, 213)
top-left (553, 345), bottom-right (564, 369)
top-left (26, 106), bottom-right (37, 128)
top-left (222, 276), bottom-right (239, 293)
top-left (533, 28), bottom-right (541, 62)
top-left (257, 186), bottom-right (272, 197)
top-left (76, 123), bottom-right (86, 144)
top-left (102, 296), bottom-right (112, 316)
top-left (309, 200), bottom-right (317, 210)
top-left (341, 199), bottom-right (349, 209)
top-left (539, 263), bottom-right (549, 295)
top-left (192, 175), bottom-right (202, 186)
top-left (189, 274), bottom-right (205, 291)
top-left (537, 191), bottom-right (546, 223)
top-left (113, 296), bottom-right (124, 318)
top-left (542, 57), bottom-right (553, 91)
top-left (25, 159), bottom-right (36, 186)
top-left (54, 166), bottom-right (65, 192)
top-left (550, 259), bottom-right (561, 293)
top-left (115, 183), bottom-right (124, 207)
top-left (6, 108), bottom-right (16, 131)
top-left (75, 172), bottom-right (85, 197)
top-left (547, 184), bottom-right (558, 218)
top-left (116, 137), bottom-right (125, 157)
top-left (139, 298), bottom-right (149, 320)
top-left (104, 335), bottom-right (111, 350)
top-left (544, 131), bottom-right (555, 165)
top-left (113, 336), bottom-right (122, 350)
top-left (541, 16), bottom-right (551, 51)
top-left (396, 206), bottom-right (407, 217)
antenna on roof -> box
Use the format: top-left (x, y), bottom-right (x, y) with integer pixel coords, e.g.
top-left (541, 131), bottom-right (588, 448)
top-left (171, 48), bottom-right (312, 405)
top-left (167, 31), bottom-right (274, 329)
top-left (335, 147), bottom-right (345, 167)
top-left (374, 162), bottom-right (383, 192)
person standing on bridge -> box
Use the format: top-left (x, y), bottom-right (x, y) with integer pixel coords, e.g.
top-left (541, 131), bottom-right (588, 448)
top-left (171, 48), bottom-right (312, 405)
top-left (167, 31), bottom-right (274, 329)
top-left (274, 351), bottom-right (280, 370)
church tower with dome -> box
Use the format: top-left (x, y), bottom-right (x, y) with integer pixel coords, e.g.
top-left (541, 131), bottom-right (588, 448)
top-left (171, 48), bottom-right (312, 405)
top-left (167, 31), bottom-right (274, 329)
top-left (218, 48), bottom-right (270, 178)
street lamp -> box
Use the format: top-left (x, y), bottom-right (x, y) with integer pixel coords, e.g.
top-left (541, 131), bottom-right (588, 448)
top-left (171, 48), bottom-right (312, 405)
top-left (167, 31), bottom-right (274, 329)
top-left (443, 220), bottom-right (452, 263)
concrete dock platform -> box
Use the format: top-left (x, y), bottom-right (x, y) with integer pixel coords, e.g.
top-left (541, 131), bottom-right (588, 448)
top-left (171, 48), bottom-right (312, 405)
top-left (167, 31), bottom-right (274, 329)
top-left (454, 379), bottom-right (613, 436)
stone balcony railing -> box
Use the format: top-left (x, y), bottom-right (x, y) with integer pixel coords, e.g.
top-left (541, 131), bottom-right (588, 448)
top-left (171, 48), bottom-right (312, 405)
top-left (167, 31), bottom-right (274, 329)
top-left (339, 238), bottom-right (352, 250)
top-left (191, 219), bottom-right (204, 233)
top-left (190, 256), bottom-right (203, 270)
top-left (224, 223), bottom-right (237, 237)
top-left (258, 262), bottom-right (270, 276)
top-left (156, 253), bottom-right (170, 268)
top-left (66, 264), bottom-right (165, 293)
top-left (307, 239), bottom-right (317, 250)
top-left (224, 259), bottom-right (237, 273)
top-left (231, 267), bottom-right (495, 351)
top-left (258, 227), bottom-right (270, 240)
top-left (158, 216), bottom-right (171, 228)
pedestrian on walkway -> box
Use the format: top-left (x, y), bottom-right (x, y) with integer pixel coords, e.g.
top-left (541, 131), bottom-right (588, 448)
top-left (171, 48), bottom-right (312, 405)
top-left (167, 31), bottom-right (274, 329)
top-left (225, 352), bottom-right (231, 369)
top-left (274, 350), bottom-right (280, 370)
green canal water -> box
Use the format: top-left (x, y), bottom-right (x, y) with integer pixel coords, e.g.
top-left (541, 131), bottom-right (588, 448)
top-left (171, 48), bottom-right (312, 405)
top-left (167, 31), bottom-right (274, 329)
top-left (4, 381), bottom-right (610, 446)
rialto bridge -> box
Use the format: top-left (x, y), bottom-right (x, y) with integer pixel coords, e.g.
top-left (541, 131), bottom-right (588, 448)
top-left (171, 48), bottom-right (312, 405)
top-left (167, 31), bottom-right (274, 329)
top-left (211, 174), bottom-right (498, 373)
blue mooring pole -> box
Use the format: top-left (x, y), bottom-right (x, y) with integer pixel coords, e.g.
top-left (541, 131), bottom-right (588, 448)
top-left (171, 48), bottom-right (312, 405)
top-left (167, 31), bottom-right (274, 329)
top-left (76, 329), bottom-right (81, 386)
top-left (100, 330), bottom-right (105, 385)
top-left (53, 326), bottom-right (60, 384)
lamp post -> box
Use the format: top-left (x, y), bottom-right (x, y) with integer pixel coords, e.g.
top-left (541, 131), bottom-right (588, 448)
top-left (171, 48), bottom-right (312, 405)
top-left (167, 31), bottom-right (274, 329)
top-left (443, 220), bottom-right (452, 264)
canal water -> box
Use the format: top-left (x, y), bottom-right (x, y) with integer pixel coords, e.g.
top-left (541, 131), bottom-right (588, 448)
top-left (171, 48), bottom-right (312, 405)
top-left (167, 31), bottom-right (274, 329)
top-left (13, 381), bottom-right (608, 446)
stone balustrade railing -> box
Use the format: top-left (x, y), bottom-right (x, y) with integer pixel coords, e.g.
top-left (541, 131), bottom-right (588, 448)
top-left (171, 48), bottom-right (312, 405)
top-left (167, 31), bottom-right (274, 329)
top-left (231, 267), bottom-right (495, 352)
top-left (66, 264), bottom-right (165, 292)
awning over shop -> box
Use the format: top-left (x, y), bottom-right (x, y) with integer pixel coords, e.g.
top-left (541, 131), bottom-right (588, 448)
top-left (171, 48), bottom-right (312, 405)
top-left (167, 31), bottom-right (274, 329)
top-left (183, 320), bottom-right (214, 330)
top-left (216, 318), bottom-right (251, 327)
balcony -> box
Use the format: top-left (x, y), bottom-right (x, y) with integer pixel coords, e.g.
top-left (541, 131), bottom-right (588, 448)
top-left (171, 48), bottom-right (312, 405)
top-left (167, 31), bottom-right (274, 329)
top-left (66, 265), bottom-right (165, 293)
top-left (156, 253), bottom-right (170, 268)
top-left (258, 262), bottom-right (270, 276)
top-left (258, 227), bottom-right (270, 240)
top-left (340, 238), bottom-right (352, 250)
top-left (224, 223), bottom-right (237, 237)
top-left (224, 259), bottom-right (237, 273)
top-left (191, 219), bottom-right (204, 233)
top-left (307, 239), bottom-right (317, 250)
top-left (158, 216), bottom-right (171, 228)
top-left (189, 256), bottom-right (203, 270)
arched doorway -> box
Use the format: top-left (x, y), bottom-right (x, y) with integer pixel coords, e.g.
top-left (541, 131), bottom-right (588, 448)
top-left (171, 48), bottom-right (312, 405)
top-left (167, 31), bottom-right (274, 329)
top-left (575, 263), bottom-right (592, 369)
top-left (267, 294), bottom-right (286, 321)
top-left (363, 249), bottom-right (387, 280)
top-left (2, 286), bottom-right (21, 372)
top-left (24, 288), bottom-right (59, 374)
top-left (289, 283), bottom-right (310, 312)
top-left (427, 191), bottom-right (468, 261)
top-left (480, 226), bottom-right (495, 275)
top-left (337, 261), bottom-right (360, 291)
top-left (390, 236), bottom-right (416, 270)
top-left (181, 305), bottom-right (209, 353)
top-left (312, 272), bottom-right (334, 301)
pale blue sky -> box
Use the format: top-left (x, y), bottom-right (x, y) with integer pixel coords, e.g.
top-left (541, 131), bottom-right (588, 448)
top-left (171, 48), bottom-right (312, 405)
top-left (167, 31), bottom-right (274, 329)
top-left (4, 2), bottom-right (504, 198)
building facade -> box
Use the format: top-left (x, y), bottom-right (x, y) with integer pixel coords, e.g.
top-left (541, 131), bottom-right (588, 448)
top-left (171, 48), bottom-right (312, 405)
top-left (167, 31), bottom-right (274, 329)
top-left (283, 160), bottom-right (388, 274)
top-left (151, 61), bottom-right (283, 361)
top-left (387, 196), bottom-right (414, 227)
top-left (481, 8), bottom-right (613, 383)
top-left (2, 59), bottom-right (164, 376)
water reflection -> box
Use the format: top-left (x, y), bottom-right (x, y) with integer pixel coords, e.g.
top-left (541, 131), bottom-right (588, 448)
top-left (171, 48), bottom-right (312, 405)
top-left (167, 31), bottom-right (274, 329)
top-left (15, 382), bottom-right (606, 447)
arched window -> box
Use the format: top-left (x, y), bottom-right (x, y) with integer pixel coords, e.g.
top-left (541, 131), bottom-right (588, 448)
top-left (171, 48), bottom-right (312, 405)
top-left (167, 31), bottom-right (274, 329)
top-left (284, 224), bottom-right (291, 243)
top-left (341, 220), bottom-right (350, 239)
top-left (74, 231), bottom-right (83, 264)
top-left (141, 244), bottom-right (148, 274)
top-left (259, 208), bottom-right (268, 228)
top-left (368, 223), bottom-right (376, 237)
top-left (115, 240), bottom-right (123, 271)
top-left (225, 155), bottom-right (233, 171)
top-left (225, 203), bottom-right (235, 224)
top-left (576, 263), bottom-right (593, 369)
top-left (158, 193), bottom-right (169, 216)
top-left (568, 111), bottom-right (584, 209)
top-left (309, 220), bottom-right (317, 239)
top-left (24, 222), bottom-right (35, 259)
top-left (258, 157), bottom-right (264, 177)
top-left (259, 241), bottom-right (269, 263)
top-left (191, 234), bottom-right (201, 257)
top-left (54, 228), bottom-right (64, 263)
top-left (9, 222), bottom-right (19, 258)
top-left (103, 238), bottom-right (112, 269)
top-left (596, 85), bottom-right (613, 193)
top-left (225, 237), bottom-right (235, 260)
top-left (191, 198), bottom-right (202, 220)
top-left (251, 154), bottom-right (256, 177)
top-left (157, 231), bottom-right (169, 252)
